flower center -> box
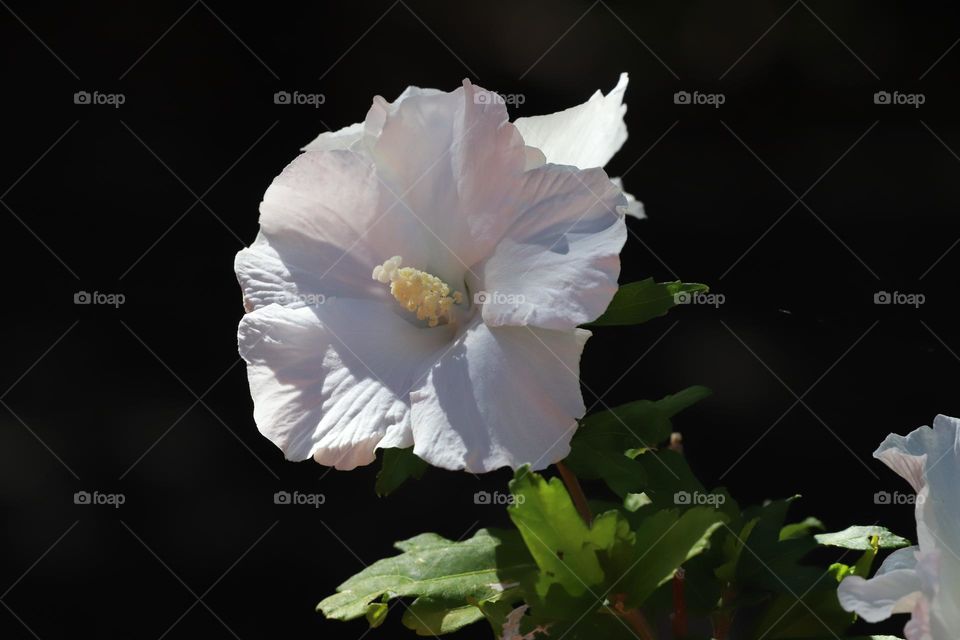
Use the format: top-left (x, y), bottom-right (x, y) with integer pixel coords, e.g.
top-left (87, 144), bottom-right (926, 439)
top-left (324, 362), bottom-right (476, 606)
top-left (372, 256), bottom-right (464, 327)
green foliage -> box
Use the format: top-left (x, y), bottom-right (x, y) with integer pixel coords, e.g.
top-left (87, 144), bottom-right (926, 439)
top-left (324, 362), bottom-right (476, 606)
top-left (508, 469), bottom-right (626, 598)
top-left (564, 386), bottom-right (710, 498)
top-left (616, 506), bottom-right (726, 606)
top-left (590, 278), bottom-right (709, 326)
top-left (375, 447), bottom-right (428, 496)
top-left (318, 529), bottom-right (534, 634)
top-left (815, 525), bottom-right (911, 550)
top-left (320, 383), bottom-right (907, 639)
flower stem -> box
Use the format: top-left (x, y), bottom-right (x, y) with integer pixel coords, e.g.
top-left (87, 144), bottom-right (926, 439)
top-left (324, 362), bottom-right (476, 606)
top-left (672, 569), bottom-right (687, 638)
top-left (556, 461), bottom-right (592, 524)
top-left (623, 608), bottom-right (657, 640)
top-left (610, 594), bottom-right (656, 640)
top-left (712, 586), bottom-right (736, 640)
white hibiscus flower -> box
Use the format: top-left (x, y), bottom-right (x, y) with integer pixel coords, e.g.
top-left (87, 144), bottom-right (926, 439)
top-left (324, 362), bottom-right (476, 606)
top-left (837, 414), bottom-right (960, 639)
top-left (236, 76), bottom-right (636, 473)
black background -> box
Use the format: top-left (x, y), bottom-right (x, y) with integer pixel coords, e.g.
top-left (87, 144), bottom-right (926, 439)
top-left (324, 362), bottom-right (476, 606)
top-left (1, 1), bottom-right (957, 637)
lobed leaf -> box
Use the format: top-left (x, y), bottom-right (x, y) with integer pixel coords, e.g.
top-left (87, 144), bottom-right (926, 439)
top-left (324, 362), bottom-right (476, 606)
top-left (318, 528), bottom-right (534, 633)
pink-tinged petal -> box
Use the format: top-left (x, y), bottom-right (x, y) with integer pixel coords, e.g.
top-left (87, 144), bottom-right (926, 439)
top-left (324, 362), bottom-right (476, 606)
top-left (478, 165), bottom-right (627, 330)
top-left (904, 596), bottom-right (931, 640)
top-left (875, 416), bottom-right (960, 566)
top-left (513, 73), bottom-right (629, 169)
top-left (866, 416), bottom-right (960, 638)
top-left (369, 80), bottom-right (531, 285)
top-left (837, 546), bottom-right (923, 622)
top-left (302, 121), bottom-right (364, 153)
top-left (238, 300), bottom-right (447, 470)
top-left (302, 85), bottom-right (443, 152)
top-left (409, 319), bottom-right (589, 473)
top-left (237, 149), bottom-right (429, 312)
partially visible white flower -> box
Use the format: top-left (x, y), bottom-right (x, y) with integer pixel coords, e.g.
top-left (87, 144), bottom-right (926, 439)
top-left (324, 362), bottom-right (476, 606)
top-left (236, 78), bottom-right (631, 473)
top-left (837, 414), bottom-right (960, 639)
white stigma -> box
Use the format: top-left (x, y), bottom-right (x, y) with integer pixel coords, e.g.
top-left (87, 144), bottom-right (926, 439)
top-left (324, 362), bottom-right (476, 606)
top-left (372, 256), bottom-right (464, 327)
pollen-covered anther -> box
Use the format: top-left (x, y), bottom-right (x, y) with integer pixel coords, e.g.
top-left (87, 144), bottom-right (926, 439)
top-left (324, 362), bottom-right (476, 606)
top-left (372, 256), bottom-right (464, 327)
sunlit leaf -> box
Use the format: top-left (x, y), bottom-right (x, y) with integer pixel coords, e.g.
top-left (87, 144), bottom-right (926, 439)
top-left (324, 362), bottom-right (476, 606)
top-left (590, 278), bottom-right (709, 326)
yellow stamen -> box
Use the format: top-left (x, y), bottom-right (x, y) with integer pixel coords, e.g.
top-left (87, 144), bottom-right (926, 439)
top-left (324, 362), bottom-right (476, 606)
top-left (372, 256), bottom-right (464, 327)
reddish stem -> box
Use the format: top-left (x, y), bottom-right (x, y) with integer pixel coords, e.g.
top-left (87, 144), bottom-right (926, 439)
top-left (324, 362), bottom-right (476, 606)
top-left (556, 461), bottom-right (592, 524)
top-left (623, 608), bottom-right (657, 640)
top-left (672, 569), bottom-right (687, 638)
top-left (711, 586), bottom-right (736, 640)
top-left (610, 594), bottom-right (657, 640)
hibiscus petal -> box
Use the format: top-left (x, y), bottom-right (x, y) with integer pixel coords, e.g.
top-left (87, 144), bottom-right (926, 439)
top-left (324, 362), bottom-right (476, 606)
top-left (875, 416), bottom-right (960, 557)
top-left (235, 231), bottom-right (382, 312)
top-left (408, 319), bottom-right (589, 472)
top-left (869, 416), bottom-right (960, 638)
top-left (837, 546), bottom-right (924, 622)
top-left (610, 176), bottom-right (645, 219)
top-left (369, 80), bottom-right (531, 284)
top-left (513, 73), bottom-right (629, 170)
top-left (238, 149), bottom-right (429, 312)
top-left (302, 121), bottom-right (364, 153)
top-left (302, 85), bottom-right (443, 152)
top-left (904, 597), bottom-right (932, 640)
top-left (238, 300), bottom-right (448, 469)
top-left (478, 165), bottom-right (627, 330)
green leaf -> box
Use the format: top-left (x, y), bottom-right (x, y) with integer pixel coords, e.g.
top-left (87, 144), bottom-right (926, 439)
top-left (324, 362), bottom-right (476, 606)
top-left (590, 278), bottom-right (709, 326)
top-left (815, 526), bottom-right (911, 550)
top-left (565, 444), bottom-right (648, 497)
top-left (375, 447), bottom-right (428, 496)
top-left (565, 387), bottom-right (711, 497)
top-left (401, 596), bottom-right (487, 636)
top-left (629, 448), bottom-right (706, 509)
top-left (475, 596), bottom-right (527, 637)
top-left (653, 385), bottom-right (714, 418)
top-left (617, 506), bottom-right (726, 606)
top-left (623, 493), bottom-right (653, 512)
top-left (581, 385), bottom-right (711, 443)
top-left (753, 588), bottom-right (854, 638)
top-left (508, 468), bottom-right (627, 598)
top-left (318, 528), bottom-right (534, 631)
top-left (364, 595), bottom-right (389, 628)
top-left (715, 516), bottom-right (760, 583)
top-left (731, 497), bottom-right (827, 594)
top-left (780, 517), bottom-right (825, 541)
